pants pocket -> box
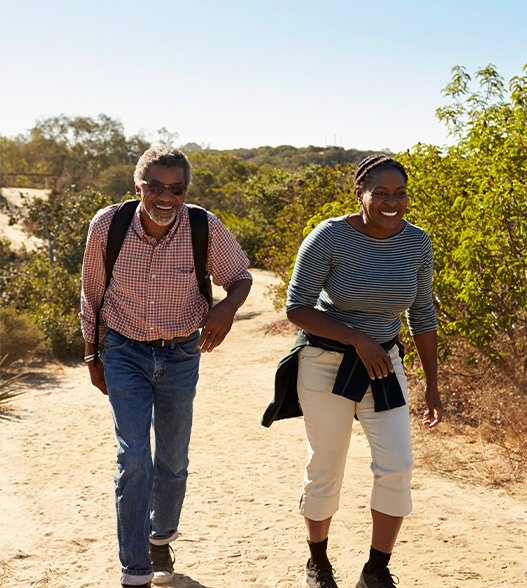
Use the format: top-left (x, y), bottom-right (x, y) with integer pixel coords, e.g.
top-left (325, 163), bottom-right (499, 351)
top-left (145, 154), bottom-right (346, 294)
top-left (298, 347), bottom-right (342, 393)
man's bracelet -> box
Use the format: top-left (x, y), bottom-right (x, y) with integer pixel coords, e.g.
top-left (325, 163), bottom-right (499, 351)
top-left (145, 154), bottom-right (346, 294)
top-left (84, 352), bottom-right (99, 363)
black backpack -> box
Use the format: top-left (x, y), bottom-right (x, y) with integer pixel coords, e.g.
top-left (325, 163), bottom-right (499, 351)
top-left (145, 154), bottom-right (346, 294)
top-left (93, 200), bottom-right (212, 363)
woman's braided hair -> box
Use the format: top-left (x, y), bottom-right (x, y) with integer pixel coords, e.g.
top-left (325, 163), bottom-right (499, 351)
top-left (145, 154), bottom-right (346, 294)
top-left (354, 154), bottom-right (408, 193)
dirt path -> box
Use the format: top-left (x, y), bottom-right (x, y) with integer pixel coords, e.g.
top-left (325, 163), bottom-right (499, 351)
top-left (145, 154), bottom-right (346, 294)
top-left (1, 269), bottom-right (526, 587)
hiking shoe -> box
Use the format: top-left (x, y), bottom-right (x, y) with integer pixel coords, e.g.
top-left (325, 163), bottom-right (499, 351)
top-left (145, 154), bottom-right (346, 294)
top-left (302, 558), bottom-right (339, 588)
top-left (149, 542), bottom-right (175, 584)
top-left (357, 564), bottom-right (399, 587)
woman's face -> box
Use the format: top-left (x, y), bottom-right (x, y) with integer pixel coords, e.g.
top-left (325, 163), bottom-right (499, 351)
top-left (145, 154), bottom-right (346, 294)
top-left (356, 168), bottom-right (408, 238)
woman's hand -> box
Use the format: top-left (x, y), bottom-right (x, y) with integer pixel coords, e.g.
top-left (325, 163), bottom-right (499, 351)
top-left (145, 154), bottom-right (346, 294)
top-left (351, 330), bottom-right (395, 380)
top-left (287, 306), bottom-right (394, 379)
top-left (422, 385), bottom-right (443, 428)
top-left (412, 331), bottom-right (442, 428)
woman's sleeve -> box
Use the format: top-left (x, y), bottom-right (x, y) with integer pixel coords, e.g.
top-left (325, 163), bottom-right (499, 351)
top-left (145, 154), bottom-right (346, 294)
top-left (405, 231), bottom-right (437, 335)
top-left (286, 221), bottom-right (333, 312)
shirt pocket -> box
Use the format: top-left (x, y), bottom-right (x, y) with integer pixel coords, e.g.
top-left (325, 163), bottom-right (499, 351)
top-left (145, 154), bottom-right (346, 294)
top-left (298, 346), bottom-right (342, 394)
top-left (159, 267), bottom-right (197, 307)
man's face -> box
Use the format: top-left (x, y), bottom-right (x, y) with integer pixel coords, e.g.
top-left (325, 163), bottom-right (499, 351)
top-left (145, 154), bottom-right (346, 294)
top-left (136, 164), bottom-right (186, 235)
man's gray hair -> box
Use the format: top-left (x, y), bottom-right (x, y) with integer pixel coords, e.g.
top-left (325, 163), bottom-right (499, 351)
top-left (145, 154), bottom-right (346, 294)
top-left (134, 145), bottom-right (192, 187)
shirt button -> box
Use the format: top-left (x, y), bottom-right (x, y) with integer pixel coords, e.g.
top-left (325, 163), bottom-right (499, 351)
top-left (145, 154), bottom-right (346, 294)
top-left (152, 274), bottom-right (156, 278)
top-left (149, 327), bottom-right (153, 330)
top-left (150, 301), bottom-right (155, 304)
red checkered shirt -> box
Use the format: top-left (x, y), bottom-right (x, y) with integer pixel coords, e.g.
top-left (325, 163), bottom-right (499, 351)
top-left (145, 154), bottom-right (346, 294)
top-left (80, 202), bottom-right (252, 344)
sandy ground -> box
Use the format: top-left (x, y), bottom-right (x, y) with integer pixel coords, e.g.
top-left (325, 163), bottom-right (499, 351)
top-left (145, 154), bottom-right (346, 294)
top-left (0, 187), bottom-right (49, 250)
top-left (1, 269), bottom-right (526, 588)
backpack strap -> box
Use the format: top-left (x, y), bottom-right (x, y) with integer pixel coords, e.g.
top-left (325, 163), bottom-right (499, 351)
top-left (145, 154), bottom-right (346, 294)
top-left (105, 200), bottom-right (139, 287)
top-left (94, 199), bottom-right (138, 365)
top-left (187, 204), bottom-right (212, 310)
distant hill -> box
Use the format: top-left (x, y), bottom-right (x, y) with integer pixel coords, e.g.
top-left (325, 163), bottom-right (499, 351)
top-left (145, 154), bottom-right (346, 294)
top-left (182, 144), bottom-right (391, 169)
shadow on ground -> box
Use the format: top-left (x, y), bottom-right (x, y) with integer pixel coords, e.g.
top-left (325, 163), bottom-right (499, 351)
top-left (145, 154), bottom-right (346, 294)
top-left (164, 573), bottom-right (215, 588)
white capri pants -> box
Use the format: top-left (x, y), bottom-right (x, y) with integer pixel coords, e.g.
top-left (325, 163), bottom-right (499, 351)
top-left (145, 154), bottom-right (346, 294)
top-left (297, 344), bottom-right (413, 521)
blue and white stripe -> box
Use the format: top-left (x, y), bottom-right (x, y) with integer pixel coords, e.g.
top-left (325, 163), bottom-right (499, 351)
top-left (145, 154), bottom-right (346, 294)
top-left (286, 216), bottom-right (437, 343)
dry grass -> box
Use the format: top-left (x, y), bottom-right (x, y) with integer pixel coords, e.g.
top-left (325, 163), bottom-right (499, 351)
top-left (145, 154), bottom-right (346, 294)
top-left (407, 349), bottom-right (527, 497)
top-left (263, 318), bottom-right (299, 336)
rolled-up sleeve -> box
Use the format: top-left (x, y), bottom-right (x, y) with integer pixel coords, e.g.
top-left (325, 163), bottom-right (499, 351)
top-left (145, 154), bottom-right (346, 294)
top-left (207, 213), bottom-right (252, 290)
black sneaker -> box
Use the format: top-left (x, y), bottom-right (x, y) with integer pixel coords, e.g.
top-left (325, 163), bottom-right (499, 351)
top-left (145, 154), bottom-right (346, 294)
top-left (302, 558), bottom-right (339, 588)
top-left (122, 584), bottom-right (151, 588)
top-left (149, 543), bottom-right (175, 584)
top-left (357, 564), bottom-right (399, 587)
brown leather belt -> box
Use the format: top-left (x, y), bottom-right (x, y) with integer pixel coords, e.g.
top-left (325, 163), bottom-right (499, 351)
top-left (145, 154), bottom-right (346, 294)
top-left (140, 334), bottom-right (195, 348)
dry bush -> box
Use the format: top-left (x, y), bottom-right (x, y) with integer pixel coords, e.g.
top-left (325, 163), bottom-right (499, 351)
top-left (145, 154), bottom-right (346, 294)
top-left (408, 340), bottom-right (527, 492)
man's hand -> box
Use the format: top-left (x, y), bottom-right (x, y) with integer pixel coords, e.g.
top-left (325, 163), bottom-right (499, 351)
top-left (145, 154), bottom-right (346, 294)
top-left (85, 343), bottom-right (107, 395)
top-left (87, 359), bottom-right (108, 395)
top-left (197, 298), bottom-right (238, 353)
top-left (197, 278), bottom-right (251, 353)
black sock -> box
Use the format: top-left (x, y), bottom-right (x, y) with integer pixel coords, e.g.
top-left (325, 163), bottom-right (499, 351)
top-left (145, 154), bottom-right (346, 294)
top-left (366, 546), bottom-right (391, 573)
top-left (307, 538), bottom-right (331, 569)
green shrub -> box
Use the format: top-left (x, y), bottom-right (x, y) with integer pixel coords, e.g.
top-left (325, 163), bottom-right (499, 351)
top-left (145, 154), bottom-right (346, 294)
top-left (213, 210), bottom-right (265, 266)
top-left (399, 64), bottom-right (527, 367)
top-left (33, 303), bottom-right (84, 359)
top-left (1, 253), bottom-right (83, 359)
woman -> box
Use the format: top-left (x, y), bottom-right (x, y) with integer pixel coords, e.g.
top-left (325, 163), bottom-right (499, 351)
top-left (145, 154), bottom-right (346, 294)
top-left (286, 155), bottom-right (442, 588)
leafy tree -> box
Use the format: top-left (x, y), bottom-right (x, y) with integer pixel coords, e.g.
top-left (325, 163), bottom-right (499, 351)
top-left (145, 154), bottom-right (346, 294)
top-left (0, 114), bottom-right (150, 193)
top-left (263, 65), bottom-right (526, 372)
top-left (245, 163), bottom-right (354, 306)
top-left (187, 151), bottom-right (259, 214)
top-left (179, 142), bottom-right (207, 154)
top-left (157, 127), bottom-right (179, 146)
top-left (228, 145), bottom-right (384, 169)
top-left (98, 163), bottom-right (136, 199)
top-left (399, 64), bottom-right (527, 367)
top-left (9, 188), bottom-right (113, 273)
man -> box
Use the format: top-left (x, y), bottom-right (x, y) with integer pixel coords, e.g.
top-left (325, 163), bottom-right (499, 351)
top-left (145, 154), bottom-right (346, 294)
top-left (80, 145), bottom-right (252, 588)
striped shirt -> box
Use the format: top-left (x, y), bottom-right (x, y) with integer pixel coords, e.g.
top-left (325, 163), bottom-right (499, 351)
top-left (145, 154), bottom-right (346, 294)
top-left (80, 202), bottom-right (252, 344)
top-left (286, 216), bottom-right (436, 343)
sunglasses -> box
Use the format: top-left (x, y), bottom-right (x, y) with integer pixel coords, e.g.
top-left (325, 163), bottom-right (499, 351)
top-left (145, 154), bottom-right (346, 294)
top-left (140, 180), bottom-right (187, 196)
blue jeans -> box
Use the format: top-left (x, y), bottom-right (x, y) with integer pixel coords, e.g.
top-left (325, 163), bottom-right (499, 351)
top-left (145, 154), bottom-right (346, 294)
top-left (103, 328), bottom-right (201, 585)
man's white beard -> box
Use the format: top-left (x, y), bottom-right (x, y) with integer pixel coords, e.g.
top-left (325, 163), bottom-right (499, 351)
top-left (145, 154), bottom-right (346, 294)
top-left (146, 207), bottom-right (177, 227)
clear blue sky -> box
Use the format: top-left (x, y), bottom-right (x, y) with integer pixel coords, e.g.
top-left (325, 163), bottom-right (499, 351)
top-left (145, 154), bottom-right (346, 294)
top-left (1, 0), bottom-right (526, 153)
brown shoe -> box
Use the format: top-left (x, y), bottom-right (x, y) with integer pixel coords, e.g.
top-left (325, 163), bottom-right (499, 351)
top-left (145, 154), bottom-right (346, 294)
top-left (149, 543), bottom-right (175, 584)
